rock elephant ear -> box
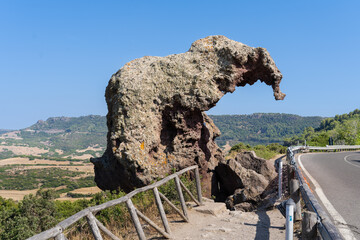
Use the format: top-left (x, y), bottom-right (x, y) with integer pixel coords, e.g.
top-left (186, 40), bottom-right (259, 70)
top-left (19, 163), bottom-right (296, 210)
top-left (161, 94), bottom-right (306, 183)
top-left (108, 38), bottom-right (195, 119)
top-left (91, 35), bottom-right (285, 197)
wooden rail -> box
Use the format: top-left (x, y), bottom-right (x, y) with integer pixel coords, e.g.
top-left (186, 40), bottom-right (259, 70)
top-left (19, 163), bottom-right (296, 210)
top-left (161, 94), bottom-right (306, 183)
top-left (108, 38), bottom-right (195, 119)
top-left (27, 165), bottom-right (203, 240)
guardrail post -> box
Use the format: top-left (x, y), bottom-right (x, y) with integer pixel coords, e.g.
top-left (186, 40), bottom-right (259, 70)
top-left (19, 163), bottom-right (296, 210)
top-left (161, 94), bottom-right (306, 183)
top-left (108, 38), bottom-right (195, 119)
top-left (286, 149), bottom-right (291, 163)
top-left (286, 198), bottom-right (295, 240)
top-left (290, 179), bottom-right (301, 221)
top-left (302, 211), bottom-right (318, 240)
top-left (288, 164), bottom-right (295, 194)
top-left (278, 159), bottom-right (283, 199)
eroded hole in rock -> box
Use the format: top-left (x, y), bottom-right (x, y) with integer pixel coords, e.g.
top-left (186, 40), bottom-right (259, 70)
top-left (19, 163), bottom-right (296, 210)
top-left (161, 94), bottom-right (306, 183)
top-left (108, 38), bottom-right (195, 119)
top-left (199, 122), bottom-right (211, 162)
top-left (115, 138), bottom-right (120, 149)
top-left (160, 107), bottom-right (178, 153)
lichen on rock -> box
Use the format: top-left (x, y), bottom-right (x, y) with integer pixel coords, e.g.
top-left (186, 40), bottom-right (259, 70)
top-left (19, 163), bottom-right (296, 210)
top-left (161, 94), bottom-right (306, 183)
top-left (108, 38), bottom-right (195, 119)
top-left (91, 35), bottom-right (285, 196)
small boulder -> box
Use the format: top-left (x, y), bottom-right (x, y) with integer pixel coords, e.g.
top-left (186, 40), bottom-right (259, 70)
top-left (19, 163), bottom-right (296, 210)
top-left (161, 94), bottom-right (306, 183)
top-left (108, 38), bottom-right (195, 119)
top-left (215, 151), bottom-right (277, 210)
top-left (215, 158), bottom-right (269, 199)
top-left (235, 151), bottom-right (277, 181)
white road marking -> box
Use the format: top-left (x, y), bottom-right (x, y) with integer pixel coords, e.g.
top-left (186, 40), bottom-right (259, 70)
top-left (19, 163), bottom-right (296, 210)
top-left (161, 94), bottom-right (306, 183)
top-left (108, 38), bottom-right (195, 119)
top-left (344, 154), bottom-right (360, 169)
top-left (298, 154), bottom-right (356, 240)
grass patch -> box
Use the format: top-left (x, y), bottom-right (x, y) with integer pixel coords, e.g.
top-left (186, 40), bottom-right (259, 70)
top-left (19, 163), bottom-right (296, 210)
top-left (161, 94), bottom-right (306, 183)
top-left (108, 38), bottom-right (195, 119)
top-left (227, 142), bottom-right (286, 160)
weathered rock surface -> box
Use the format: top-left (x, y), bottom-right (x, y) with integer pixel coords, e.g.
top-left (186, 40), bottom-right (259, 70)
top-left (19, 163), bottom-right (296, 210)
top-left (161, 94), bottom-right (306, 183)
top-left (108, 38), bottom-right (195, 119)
top-left (235, 151), bottom-right (277, 181)
top-left (91, 35), bottom-right (285, 195)
top-left (216, 151), bottom-right (277, 210)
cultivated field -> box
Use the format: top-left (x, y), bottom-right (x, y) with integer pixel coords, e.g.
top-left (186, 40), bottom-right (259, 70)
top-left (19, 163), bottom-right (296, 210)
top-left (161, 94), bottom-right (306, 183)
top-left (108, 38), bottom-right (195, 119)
top-left (0, 140), bottom-right (102, 201)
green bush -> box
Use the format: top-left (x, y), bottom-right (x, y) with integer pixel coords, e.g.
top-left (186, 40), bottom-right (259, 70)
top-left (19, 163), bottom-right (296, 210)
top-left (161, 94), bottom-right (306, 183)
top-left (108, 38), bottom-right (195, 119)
top-left (228, 142), bottom-right (286, 160)
top-left (284, 109), bottom-right (360, 147)
top-left (0, 190), bottom-right (59, 240)
top-left (0, 171), bottom-right (200, 239)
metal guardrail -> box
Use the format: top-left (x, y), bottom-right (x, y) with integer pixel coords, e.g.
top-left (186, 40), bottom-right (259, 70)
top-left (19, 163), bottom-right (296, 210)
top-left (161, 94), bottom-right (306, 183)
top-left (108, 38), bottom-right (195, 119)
top-left (286, 145), bottom-right (360, 240)
top-left (27, 165), bottom-right (203, 240)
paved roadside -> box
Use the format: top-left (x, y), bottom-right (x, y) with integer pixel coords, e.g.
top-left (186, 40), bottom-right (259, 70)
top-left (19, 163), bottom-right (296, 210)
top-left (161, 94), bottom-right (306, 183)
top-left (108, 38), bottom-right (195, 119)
top-left (299, 152), bottom-right (360, 239)
top-left (169, 200), bottom-right (297, 240)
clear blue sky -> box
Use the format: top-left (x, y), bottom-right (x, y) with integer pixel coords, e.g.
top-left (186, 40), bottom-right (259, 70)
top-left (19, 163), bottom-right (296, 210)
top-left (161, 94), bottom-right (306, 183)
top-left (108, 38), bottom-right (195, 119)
top-left (1, 1), bottom-right (359, 129)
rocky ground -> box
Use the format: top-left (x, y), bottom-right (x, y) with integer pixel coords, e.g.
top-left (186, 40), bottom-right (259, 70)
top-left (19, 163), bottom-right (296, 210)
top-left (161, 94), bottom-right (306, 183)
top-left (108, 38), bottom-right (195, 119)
top-left (169, 199), bottom-right (300, 240)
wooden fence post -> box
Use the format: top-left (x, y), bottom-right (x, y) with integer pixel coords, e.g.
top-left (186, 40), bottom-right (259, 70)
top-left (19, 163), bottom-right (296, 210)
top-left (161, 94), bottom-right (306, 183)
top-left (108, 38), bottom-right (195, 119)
top-left (55, 233), bottom-right (67, 240)
top-left (194, 167), bottom-right (203, 205)
top-left (86, 212), bottom-right (103, 240)
top-left (175, 176), bottom-right (188, 219)
top-left (126, 199), bottom-right (146, 240)
top-left (153, 187), bottom-right (171, 234)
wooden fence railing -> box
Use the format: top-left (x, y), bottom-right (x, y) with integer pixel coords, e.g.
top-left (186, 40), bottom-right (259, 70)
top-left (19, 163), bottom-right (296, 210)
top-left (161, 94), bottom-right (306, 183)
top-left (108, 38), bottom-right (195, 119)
top-left (27, 165), bottom-right (203, 240)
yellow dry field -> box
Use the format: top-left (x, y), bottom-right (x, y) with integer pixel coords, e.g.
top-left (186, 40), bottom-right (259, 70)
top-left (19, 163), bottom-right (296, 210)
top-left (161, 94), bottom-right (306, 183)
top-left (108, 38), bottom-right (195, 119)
top-left (70, 186), bottom-right (102, 194)
top-left (76, 146), bottom-right (104, 153)
top-left (56, 187), bottom-right (102, 202)
top-left (0, 131), bottom-right (22, 140)
top-left (0, 156), bottom-right (96, 201)
top-left (0, 157), bottom-right (94, 173)
top-left (0, 157), bottom-right (70, 166)
top-left (56, 196), bottom-right (92, 202)
top-left (54, 187), bottom-right (102, 201)
top-left (0, 186), bottom-right (101, 201)
top-left (16, 165), bottom-right (94, 174)
top-left (0, 189), bottom-right (38, 201)
top-left (0, 145), bottom-right (48, 156)
top-left (66, 154), bottom-right (95, 160)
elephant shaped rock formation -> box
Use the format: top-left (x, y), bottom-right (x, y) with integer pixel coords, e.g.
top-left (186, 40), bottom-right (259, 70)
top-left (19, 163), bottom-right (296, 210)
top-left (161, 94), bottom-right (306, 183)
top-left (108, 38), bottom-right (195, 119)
top-left (91, 35), bottom-right (285, 196)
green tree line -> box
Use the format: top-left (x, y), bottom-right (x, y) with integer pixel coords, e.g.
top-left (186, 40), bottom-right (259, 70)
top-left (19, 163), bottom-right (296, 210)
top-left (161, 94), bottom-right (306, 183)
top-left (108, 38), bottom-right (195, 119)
top-left (209, 113), bottom-right (323, 146)
top-left (284, 109), bottom-right (360, 146)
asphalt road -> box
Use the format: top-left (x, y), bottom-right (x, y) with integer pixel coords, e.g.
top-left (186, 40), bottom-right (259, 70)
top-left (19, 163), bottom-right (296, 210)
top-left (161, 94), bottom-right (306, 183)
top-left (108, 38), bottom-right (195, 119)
top-left (299, 151), bottom-right (360, 239)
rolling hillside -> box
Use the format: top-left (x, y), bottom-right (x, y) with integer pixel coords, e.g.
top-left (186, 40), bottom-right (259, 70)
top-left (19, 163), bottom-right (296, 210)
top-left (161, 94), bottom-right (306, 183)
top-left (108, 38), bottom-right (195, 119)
top-left (209, 113), bottom-right (323, 146)
top-left (0, 115), bottom-right (106, 160)
top-left (285, 109), bottom-right (360, 146)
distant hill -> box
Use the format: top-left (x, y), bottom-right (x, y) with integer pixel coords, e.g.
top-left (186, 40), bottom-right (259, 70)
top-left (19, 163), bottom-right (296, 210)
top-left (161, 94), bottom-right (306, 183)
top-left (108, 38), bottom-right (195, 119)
top-left (29, 115), bottom-right (107, 133)
top-left (0, 115), bottom-right (107, 160)
top-left (209, 113), bottom-right (324, 146)
top-left (0, 129), bottom-right (13, 135)
top-left (285, 109), bottom-right (360, 146)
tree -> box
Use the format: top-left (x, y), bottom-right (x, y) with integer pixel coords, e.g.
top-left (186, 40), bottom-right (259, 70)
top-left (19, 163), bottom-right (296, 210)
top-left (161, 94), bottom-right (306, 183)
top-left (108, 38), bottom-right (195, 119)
top-left (0, 190), bottom-right (59, 240)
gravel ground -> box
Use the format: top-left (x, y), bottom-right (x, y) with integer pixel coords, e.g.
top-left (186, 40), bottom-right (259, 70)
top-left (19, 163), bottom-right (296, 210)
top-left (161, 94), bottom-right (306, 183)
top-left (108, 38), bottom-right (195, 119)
top-left (169, 200), bottom-right (299, 240)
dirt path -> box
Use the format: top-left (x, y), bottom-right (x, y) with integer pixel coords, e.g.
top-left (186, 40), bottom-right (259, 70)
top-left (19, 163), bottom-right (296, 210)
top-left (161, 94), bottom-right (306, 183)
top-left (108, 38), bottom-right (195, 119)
top-left (170, 199), bottom-right (299, 240)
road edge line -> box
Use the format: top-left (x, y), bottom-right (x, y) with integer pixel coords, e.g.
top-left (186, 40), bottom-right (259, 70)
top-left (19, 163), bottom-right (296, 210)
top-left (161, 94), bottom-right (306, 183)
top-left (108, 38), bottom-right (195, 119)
top-left (298, 154), bottom-right (356, 240)
top-left (344, 154), bottom-right (360, 169)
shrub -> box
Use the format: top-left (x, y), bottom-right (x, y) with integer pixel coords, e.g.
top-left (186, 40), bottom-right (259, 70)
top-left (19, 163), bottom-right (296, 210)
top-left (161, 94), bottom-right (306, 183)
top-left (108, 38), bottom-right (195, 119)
top-left (0, 190), bottom-right (59, 240)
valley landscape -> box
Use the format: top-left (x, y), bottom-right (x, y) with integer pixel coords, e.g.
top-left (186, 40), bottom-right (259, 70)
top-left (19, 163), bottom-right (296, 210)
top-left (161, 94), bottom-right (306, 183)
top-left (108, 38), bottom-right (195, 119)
top-left (0, 112), bottom-right (328, 201)
top-left (0, 115), bottom-right (106, 200)
top-left (1, 110), bottom-right (359, 239)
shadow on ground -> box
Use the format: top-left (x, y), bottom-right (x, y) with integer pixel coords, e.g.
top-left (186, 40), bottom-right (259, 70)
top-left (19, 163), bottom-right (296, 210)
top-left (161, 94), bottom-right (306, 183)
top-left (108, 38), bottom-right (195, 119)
top-left (244, 210), bottom-right (285, 240)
